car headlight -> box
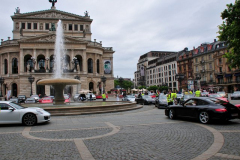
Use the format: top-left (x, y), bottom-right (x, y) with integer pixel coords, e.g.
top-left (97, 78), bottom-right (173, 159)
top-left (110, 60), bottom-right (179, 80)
top-left (36, 108), bottom-right (44, 114)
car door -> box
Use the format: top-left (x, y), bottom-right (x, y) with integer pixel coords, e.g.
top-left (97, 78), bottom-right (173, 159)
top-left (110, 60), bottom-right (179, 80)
top-left (0, 103), bottom-right (20, 123)
top-left (180, 99), bottom-right (198, 117)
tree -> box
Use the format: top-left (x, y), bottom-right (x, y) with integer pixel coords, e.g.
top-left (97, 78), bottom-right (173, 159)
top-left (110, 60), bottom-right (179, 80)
top-left (218, 0), bottom-right (240, 68)
top-left (147, 85), bottom-right (158, 92)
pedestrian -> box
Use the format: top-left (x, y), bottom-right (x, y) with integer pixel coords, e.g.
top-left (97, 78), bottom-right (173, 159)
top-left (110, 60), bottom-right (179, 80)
top-left (102, 92), bottom-right (106, 101)
top-left (90, 93), bottom-right (92, 101)
top-left (116, 93), bottom-right (119, 101)
top-left (167, 89), bottom-right (174, 106)
top-left (195, 89), bottom-right (201, 97)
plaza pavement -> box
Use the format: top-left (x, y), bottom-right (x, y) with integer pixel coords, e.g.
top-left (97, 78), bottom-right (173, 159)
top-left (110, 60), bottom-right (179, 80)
top-left (0, 98), bottom-right (240, 160)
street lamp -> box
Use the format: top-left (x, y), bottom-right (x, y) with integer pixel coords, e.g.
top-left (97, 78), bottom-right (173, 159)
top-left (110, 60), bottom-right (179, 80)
top-left (195, 74), bottom-right (201, 90)
top-left (176, 74), bottom-right (185, 93)
top-left (28, 75), bottom-right (35, 96)
top-left (74, 76), bottom-right (80, 94)
top-left (101, 76), bottom-right (107, 94)
top-left (0, 77), bottom-right (5, 97)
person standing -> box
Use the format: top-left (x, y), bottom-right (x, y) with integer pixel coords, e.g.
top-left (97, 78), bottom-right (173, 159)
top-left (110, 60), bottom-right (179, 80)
top-left (195, 89), bottom-right (201, 97)
top-left (89, 93), bottom-right (92, 101)
top-left (102, 92), bottom-right (106, 101)
top-left (167, 90), bottom-right (174, 105)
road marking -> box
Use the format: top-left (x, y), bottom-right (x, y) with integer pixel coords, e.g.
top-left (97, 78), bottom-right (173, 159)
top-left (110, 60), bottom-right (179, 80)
top-left (74, 139), bottom-right (95, 160)
top-left (191, 124), bottom-right (224, 160)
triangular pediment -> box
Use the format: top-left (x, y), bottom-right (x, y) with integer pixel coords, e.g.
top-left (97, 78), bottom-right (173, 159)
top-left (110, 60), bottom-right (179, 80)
top-left (12, 9), bottom-right (92, 22)
top-left (19, 34), bottom-right (88, 43)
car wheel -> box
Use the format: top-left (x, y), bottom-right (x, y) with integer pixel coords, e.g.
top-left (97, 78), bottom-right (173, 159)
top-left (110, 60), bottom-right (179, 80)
top-left (169, 109), bottom-right (176, 119)
top-left (199, 111), bottom-right (210, 124)
top-left (22, 113), bottom-right (37, 126)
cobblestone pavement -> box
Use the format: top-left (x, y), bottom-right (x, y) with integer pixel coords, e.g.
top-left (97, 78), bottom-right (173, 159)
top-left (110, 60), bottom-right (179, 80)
top-left (0, 104), bottom-right (240, 160)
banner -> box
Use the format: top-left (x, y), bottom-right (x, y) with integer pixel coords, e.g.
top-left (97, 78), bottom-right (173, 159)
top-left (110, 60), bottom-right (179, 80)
top-left (140, 66), bottom-right (145, 76)
top-left (104, 60), bottom-right (111, 74)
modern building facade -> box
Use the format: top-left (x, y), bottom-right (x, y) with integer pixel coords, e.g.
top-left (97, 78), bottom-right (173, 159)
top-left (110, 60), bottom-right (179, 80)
top-left (0, 4), bottom-right (114, 98)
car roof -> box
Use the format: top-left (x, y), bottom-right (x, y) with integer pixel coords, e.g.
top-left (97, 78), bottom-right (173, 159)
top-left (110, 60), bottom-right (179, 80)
top-left (0, 101), bottom-right (11, 104)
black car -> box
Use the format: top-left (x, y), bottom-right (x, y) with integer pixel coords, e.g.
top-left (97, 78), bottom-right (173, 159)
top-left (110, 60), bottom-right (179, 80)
top-left (155, 94), bottom-right (168, 108)
top-left (18, 95), bottom-right (26, 103)
top-left (165, 97), bottom-right (240, 124)
top-left (135, 95), bottom-right (155, 105)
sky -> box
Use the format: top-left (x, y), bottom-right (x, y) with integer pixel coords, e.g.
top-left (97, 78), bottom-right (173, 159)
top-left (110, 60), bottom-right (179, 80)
top-left (0, 0), bottom-right (235, 79)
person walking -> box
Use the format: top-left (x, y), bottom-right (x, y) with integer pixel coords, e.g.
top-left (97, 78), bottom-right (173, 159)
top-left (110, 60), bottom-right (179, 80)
top-left (102, 92), bottom-right (106, 101)
top-left (195, 89), bottom-right (201, 97)
top-left (89, 93), bottom-right (92, 101)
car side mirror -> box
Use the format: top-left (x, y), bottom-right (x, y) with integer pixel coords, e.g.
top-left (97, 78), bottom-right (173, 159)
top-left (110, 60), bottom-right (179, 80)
top-left (8, 107), bottom-right (15, 111)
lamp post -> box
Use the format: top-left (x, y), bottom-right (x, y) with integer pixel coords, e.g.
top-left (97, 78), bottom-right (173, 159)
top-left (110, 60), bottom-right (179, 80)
top-left (74, 76), bottom-right (80, 94)
top-left (0, 77), bottom-right (5, 97)
top-left (101, 76), bottom-right (106, 94)
top-left (176, 74), bottom-right (185, 93)
top-left (195, 74), bottom-right (201, 91)
top-left (28, 75), bottom-right (35, 96)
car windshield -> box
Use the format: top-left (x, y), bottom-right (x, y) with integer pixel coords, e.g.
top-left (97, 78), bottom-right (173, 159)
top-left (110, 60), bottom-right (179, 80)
top-left (43, 98), bottom-right (51, 100)
top-left (18, 96), bottom-right (25, 98)
top-left (142, 95), bottom-right (152, 99)
top-left (27, 98), bottom-right (35, 100)
top-left (159, 95), bottom-right (167, 100)
top-left (127, 95), bottom-right (135, 98)
top-left (9, 102), bottom-right (25, 109)
top-left (184, 95), bottom-right (194, 99)
top-left (202, 92), bottom-right (208, 95)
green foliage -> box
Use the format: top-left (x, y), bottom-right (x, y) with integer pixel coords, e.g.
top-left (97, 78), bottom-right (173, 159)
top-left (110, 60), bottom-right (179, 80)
top-left (138, 86), bottom-right (146, 89)
top-left (147, 85), bottom-right (158, 92)
top-left (114, 79), bottom-right (133, 90)
top-left (218, 0), bottom-right (240, 68)
top-left (159, 86), bottom-right (168, 92)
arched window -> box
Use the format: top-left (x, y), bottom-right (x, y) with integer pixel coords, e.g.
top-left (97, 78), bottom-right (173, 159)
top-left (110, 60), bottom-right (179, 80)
top-left (37, 55), bottom-right (45, 69)
top-left (89, 82), bottom-right (94, 91)
top-left (24, 55), bottom-right (33, 72)
top-left (88, 58), bottom-right (93, 73)
top-left (76, 55), bottom-right (82, 71)
top-left (12, 58), bottom-right (18, 74)
top-left (4, 59), bottom-right (8, 74)
top-left (12, 83), bottom-right (17, 97)
top-left (97, 59), bottom-right (100, 73)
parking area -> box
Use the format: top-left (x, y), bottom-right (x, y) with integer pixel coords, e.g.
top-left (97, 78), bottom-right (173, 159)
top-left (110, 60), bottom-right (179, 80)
top-left (0, 104), bottom-right (240, 160)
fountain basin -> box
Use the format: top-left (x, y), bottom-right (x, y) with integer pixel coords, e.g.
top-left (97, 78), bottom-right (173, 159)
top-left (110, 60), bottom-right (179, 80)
top-left (37, 78), bottom-right (81, 105)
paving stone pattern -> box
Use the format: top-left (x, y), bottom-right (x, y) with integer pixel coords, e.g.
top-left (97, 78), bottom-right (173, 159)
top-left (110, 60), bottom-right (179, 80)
top-left (0, 133), bottom-right (82, 160)
top-left (219, 133), bottom-right (240, 156)
top-left (84, 123), bottom-right (213, 160)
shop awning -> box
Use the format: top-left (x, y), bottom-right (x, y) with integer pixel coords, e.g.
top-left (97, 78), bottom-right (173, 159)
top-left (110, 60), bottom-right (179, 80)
top-left (234, 73), bottom-right (240, 76)
top-left (217, 75), bottom-right (223, 78)
top-left (225, 74), bottom-right (232, 77)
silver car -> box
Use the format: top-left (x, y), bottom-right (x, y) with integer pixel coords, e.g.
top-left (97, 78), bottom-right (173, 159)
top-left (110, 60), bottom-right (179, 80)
top-left (155, 94), bottom-right (168, 108)
top-left (0, 101), bottom-right (51, 126)
top-left (86, 93), bottom-right (96, 100)
top-left (30, 95), bottom-right (40, 102)
top-left (25, 98), bottom-right (36, 104)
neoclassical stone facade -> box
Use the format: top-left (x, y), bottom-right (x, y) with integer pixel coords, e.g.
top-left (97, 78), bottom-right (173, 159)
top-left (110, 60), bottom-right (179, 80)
top-left (0, 6), bottom-right (114, 97)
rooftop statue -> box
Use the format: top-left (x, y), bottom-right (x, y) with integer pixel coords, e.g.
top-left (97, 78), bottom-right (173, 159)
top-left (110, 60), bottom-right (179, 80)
top-left (49, 0), bottom-right (57, 7)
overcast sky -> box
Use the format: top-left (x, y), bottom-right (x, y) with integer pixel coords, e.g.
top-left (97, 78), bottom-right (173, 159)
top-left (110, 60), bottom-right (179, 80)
top-left (0, 0), bottom-right (235, 79)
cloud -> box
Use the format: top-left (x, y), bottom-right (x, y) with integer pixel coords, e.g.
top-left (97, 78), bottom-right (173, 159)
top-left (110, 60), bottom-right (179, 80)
top-left (0, 0), bottom-right (235, 79)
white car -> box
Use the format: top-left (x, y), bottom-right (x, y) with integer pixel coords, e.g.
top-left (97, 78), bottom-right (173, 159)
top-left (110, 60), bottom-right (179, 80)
top-left (30, 95), bottom-right (40, 102)
top-left (86, 93), bottom-right (96, 100)
top-left (0, 101), bottom-right (51, 126)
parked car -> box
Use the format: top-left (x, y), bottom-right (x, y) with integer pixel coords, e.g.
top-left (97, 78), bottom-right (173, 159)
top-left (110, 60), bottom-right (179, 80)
top-left (0, 101), bottom-right (50, 126)
top-left (86, 93), bottom-right (96, 100)
top-left (73, 94), bottom-right (80, 101)
top-left (64, 95), bottom-right (70, 103)
top-left (165, 97), bottom-right (240, 124)
top-left (231, 91), bottom-right (240, 100)
top-left (201, 92), bottom-right (209, 97)
top-left (135, 95), bottom-right (155, 105)
top-left (18, 95), bottom-right (26, 103)
top-left (30, 95), bottom-right (40, 102)
top-left (39, 97), bottom-right (53, 103)
top-left (122, 95), bottom-right (135, 102)
top-left (9, 97), bottom-right (18, 103)
top-left (217, 91), bottom-right (226, 97)
top-left (149, 93), bottom-right (156, 98)
top-left (208, 94), bottom-right (228, 102)
top-left (155, 94), bottom-right (168, 108)
top-left (25, 98), bottom-right (36, 104)
top-left (79, 94), bottom-right (87, 101)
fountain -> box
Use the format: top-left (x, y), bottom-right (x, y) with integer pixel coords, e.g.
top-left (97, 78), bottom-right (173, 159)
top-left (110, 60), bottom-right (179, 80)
top-left (37, 20), bottom-right (80, 105)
